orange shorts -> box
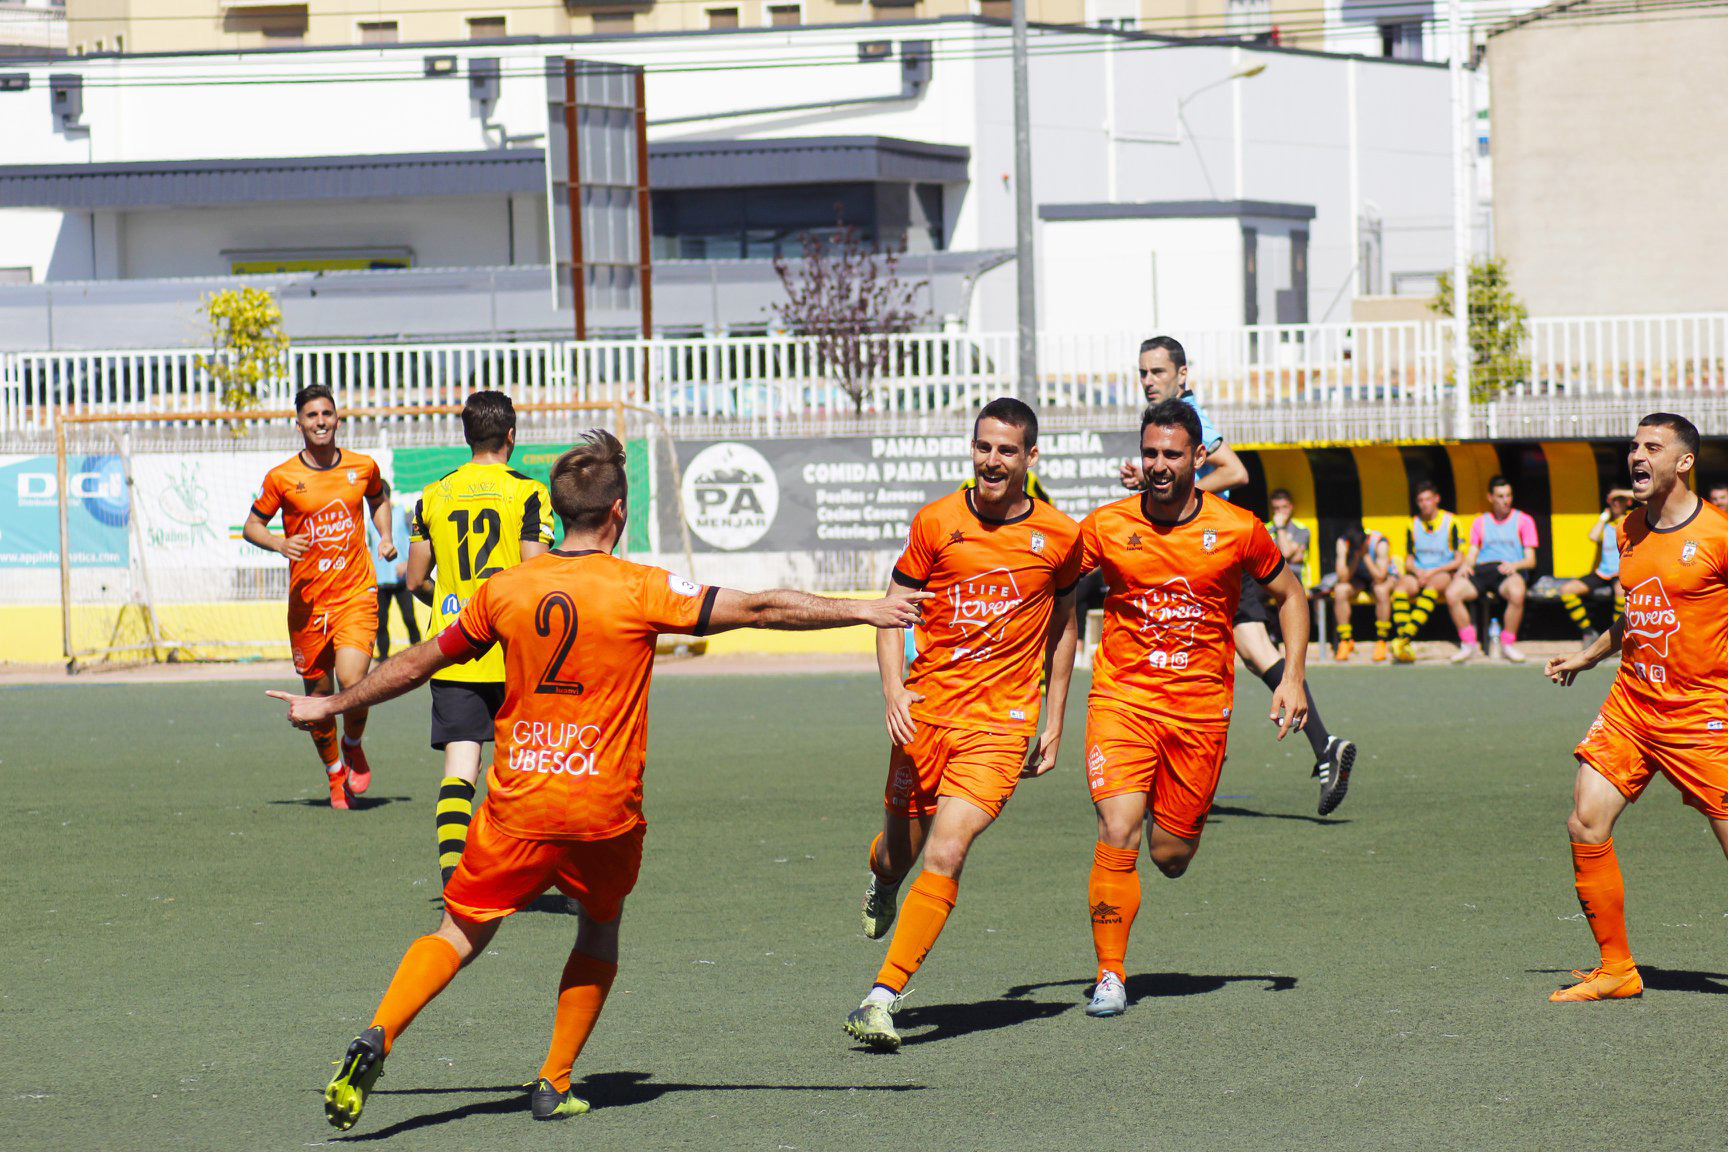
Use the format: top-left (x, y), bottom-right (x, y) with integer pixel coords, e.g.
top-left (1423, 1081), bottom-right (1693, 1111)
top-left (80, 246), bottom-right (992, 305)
top-left (1575, 709), bottom-right (1728, 821)
top-left (885, 723), bottom-right (1029, 819)
top-left (443, 803), bottom-right (645, 924)
top-left (1084, 704), bottom-right (1229, 841)
top-left (288, 595), bottom-right (378, 679)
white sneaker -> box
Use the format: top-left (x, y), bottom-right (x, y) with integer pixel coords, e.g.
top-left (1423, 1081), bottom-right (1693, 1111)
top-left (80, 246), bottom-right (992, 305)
top-left (861, 876), bottom-right (900, 939)
top-left (1501, 641), bottom-right (1527, 664)
top-left (1449, 645), bottom-right (1474, 665)
top-left (1086, 971), bottom-right (1127, 1017)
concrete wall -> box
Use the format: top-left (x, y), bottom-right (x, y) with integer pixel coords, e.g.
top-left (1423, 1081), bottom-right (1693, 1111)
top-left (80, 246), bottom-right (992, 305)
top-left (1490, 10), bottom-right (1728, 316)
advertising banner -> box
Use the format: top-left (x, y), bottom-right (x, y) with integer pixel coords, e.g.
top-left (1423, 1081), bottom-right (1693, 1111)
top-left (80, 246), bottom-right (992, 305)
top-left (663, 432), bottom-right (1138, 553)
top-left (0, 453), bottom-right (130, 568)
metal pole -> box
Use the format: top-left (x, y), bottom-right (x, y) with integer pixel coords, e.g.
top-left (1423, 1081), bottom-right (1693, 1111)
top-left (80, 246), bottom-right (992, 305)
top-left (1449, 0), bottom-right (1472, 438)
top-left (1011, 0), bottom-right (1038, 404)
top-left (56, 415), bottom-right (73, 670)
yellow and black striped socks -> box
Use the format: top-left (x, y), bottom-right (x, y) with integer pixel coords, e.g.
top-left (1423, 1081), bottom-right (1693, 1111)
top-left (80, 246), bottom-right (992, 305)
top-left (436, 777), bottom-right (477, 887)
top-left (1392, 592), bottom-right (1411, 636)
top-left (1336, 622), bottom-right (1354, 643)
top-left (1375, 619), bottom-right (1391, 641)
top-left (1561, 593), bottom-right (1591, 635)
top-left (1399, 590), bottom-right (1438, 639)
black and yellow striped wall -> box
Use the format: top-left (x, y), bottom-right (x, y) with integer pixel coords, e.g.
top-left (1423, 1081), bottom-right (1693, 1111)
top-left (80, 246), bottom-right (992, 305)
top-left (1231, 438), bottom-right (1728, 588)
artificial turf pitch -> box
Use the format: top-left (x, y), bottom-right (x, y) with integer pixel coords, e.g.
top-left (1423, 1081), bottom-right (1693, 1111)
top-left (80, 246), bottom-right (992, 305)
top-left (4, 664), bottom-right (1725, 1151)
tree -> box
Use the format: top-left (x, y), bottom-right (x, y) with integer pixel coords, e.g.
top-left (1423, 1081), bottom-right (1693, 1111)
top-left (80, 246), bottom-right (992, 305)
top-left (1433, 258), bottom-right (1530, 403)
top-left (198, 287), bottom-right (289, 411)
top-left (771, 215), bottom-right (928, 413)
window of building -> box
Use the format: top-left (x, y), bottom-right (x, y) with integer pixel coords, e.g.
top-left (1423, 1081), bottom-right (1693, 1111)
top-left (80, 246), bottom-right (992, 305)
top-left (226, 5), bottom-right (310, 43)
top-left (359, 20), bottom-right (398, 42)
top-left (0, 267), bottom-right (32, 285)
top-left (591, 11), bottom-right (636, 33)
top-left (707, 7), bottom-right (739, 27)
top-left (768, 4), bottom-right (800, 24)
top-left (467, 15), bottom-right (506, 37)
top-left (651, 183), bottom-right (945, 260)
top-left (977, 0), bottom-right (1010, 19)
top-left (1379, 21), bottom-right (1422, 59)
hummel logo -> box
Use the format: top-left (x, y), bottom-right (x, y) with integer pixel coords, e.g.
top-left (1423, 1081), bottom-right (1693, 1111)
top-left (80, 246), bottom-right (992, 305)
top-left (1127, 533), bottom-right (1143, 551)
top-left (949, 530), bottom-right (965, 544)
top-left (1090, 900), bottom-right (1122, 925)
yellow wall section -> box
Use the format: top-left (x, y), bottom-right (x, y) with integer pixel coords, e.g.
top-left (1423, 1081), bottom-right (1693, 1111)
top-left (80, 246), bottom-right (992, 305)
top-left (1542, 440), bottom-right (1607, 578)
top-left (1255, 448), bottom-right (1322, 587)
top-left (1444, 443), bottom-right (1504, 523)
top-left (1350, 446), bottom-right (1413, 564)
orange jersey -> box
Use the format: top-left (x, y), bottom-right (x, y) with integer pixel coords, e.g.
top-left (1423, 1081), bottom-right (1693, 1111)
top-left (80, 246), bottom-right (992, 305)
top-left (252, 449), bottom-right (385, 613)
top-left (894, 489), bottom-right (1083, 737)
top-left (1079, 491), bottom-right (1285, 730)
top-left (1603, 501), bottom-right (1728, 735)
top-left (441, 549), bottom-right (716, 841)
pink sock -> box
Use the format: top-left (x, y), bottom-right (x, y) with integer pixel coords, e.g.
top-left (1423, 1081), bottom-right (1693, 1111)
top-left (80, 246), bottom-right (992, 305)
top-left (1459, 625), bottom-right (1478, 646)
top-left (1501, 631), bottom-right (1517, 645)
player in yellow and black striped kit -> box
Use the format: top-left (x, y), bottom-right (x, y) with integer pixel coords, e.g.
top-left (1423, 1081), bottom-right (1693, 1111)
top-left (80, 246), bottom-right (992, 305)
top-left (405, 390), bottom-right (554, 886)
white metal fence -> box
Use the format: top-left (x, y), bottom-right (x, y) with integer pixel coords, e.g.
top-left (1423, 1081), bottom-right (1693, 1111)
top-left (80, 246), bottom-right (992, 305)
top-left (3, 314), bottom-right (1724, 443)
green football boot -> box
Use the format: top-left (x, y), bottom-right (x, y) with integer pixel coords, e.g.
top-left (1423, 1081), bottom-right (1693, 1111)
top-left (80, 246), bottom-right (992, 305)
top-left (324, 1026), bottom-right (386, 1131)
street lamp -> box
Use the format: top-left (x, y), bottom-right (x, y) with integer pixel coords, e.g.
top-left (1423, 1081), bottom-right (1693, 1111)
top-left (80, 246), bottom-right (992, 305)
top-left (1175, 59), bottom-right (1269, 200)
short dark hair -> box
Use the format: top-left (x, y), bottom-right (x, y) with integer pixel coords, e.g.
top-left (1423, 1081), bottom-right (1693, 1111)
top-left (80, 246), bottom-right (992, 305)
top-left (293, 383), bottom-right (335, 414)
top-left (1138, 335), bottom-right (1187, 370)
top-left (1341, 522), bottom-right (1367, 550)
top-left (974, 396), bottom-right (1038, 450)
top-left (1487, 475), bottom-right (1512, 493)
top-left (1414, 479), bottom-right (1441, 499)
top-left (1638, 412), bottom-right (1701, 458)
top-left (1269, 488), bottom-right (1294, 503)
top-left (462, 390), bottom-right (517, 453)
top-left (1708, 478), bottom-right (1728, 496)
top-left (549, 429), bottom-right (628, 532)
top-left (1140, 397), bottom-right (1203, 450)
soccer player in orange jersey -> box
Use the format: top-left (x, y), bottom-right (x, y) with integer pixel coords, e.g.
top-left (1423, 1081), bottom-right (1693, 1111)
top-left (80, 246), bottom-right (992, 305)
top-left (267, 430), bottom-right (926, 1131)
top-left (1543, 413), bottom-right (1728, 1003)
top-left (1074, 398), bottom-right (1312, 1017)
top-left (843, 398), bottom-right (1083, 1052)
top-left (243, 384), bottom-right (394, 809)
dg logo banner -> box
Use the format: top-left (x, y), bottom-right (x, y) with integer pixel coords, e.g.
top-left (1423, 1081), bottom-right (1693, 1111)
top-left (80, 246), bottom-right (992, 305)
top-left (0, 454), bottom-right (130, 568)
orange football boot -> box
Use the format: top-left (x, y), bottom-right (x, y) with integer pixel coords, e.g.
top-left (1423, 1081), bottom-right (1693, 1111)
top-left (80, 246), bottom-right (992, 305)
top-left (1549, 966), bottom-right (1642, 1003)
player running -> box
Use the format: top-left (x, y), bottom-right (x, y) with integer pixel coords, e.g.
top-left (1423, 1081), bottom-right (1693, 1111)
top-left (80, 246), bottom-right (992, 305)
top-left (1077, 398), bottom-right (1310, 1017)
top-left (242, 383), bottom-right (393, 809)
top-left (1121, 336), bottom-right (1354, 814)
top-left (844, 398), bottom-right (1083, 1053)
top-left (269, 430), bottom-right (926, 1131)
top-left (1389, 481), bottom-right (1462, 664)
top-left (1543, 413), bottom-right (1728, 1003)
top-left (404, 390), bottom-right (553, 886)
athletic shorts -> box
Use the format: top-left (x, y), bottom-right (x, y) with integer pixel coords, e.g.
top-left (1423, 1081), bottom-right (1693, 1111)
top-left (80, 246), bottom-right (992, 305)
top-left (1084, 704), bottom-right (1229, 841)
top-left (1579, 571), bottom-right (1616, 594)
top-left (1231, 570), bottom-right (1274, 628)
top-left (288, 595), bottom-right (378, 680)
top-left (430, 679), bottom-right (506, 749)
top-left (1574, 708), bottom-right (1728, 821)
top-left (885, 723), bottom-right (1028, 820)
top-left (443, 803), bottom-right (645, 924)
top-left (1467, 562), bottom-right (1512, 596)
top-left (1347, 560), bottom-right (1381, 590)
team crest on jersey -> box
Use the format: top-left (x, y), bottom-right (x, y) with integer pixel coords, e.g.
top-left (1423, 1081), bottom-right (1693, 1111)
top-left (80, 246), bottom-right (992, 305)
top-left (1030, 531), bottom-right (1046, 555)
top-left (1202, 529), bottom-right (1218, 553)
top-left (1681, 540), bottom-right (1699, 566)
top-left (346, 469), bottom-right (358, 485)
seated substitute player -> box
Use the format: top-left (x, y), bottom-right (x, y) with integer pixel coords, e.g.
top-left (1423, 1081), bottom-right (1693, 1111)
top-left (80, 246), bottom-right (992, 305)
top-left (268, 430), bottom-right (926, 1131)
top-left (404, 390), bottom-right (553, 887)
top-left (1558, 488), bottom-right (1632, 644)
top-left (1266, 488), bottom-right (1311, 592)
top-left (242, 383), bottom-right (394, 809)
top-left (1389, 481), bottom-right (1462, 664)
top-left (1444, 475), bottom-right (1538, 664)
top-left (1329, 523), bottom-right (1394, 663)
top-left (1076, 398), bottom-right (1311, 1017)
top-left (1121, 336), bottom-right (1353, 814)
top-left (1542, 413), bottom-right (1728, 1003)
top-left (1709, 479), bottom-right (1728, 516)
top-left (844, 398), bottom-right (1083, 1053)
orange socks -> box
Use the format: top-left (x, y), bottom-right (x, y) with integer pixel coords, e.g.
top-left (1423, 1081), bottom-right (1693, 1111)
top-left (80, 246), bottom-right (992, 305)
top-left (539, 951), bottom-right (618, 1093)
top-left (873, 872), bottom-right (959, 993)
top-left (868, 833), bottom-right (898, 883)
top-left (1089, 842), bottom-right (1141, 982)
top-left (311, 718), bottom-right (341, 772)
top-left (1571, 839), bottom-right (1634, 971)
top-left (370, 934), bottom-right (463, 1054)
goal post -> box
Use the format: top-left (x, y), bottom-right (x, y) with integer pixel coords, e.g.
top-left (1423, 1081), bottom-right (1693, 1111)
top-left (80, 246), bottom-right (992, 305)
top-left (54, 400), bottom-right (693, 673)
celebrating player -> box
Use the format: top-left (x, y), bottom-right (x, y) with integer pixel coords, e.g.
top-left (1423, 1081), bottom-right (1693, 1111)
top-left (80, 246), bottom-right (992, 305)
top-left (242, 384), bottom-right (393, 809)
top-left (268, 430), bottom-right (925, 1131)
top-left (844, 398), bottom-right (1083, 1053)
top-left (1543, 413), bottom-right (1728, 1003)
top-left (1078, 398), bottom-right (1311, 1017)
top-left (1122, 337), bottom-right (1354, 814)
top-left (405, 390), bottom-right (553, 886)
top-left (1389, 481), bottom-right (1462, 664)
top-left (1444, 476), bottom-right (1538, 664)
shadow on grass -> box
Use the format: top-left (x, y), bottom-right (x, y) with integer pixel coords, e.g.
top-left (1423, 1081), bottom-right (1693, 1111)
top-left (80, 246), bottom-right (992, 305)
top-left (887, 996), bottom-right (1070, 1049)
top-left (1208, 804), bottom-right (1348, 827)
top-left (266, 795), bottom-right (411, 811)
top-left (1004, 972), bottom-right (1298, 1003)
top-left (334, 1073), bottom-right (924, 1139)
top-left (1529, 965), bottom-right (1728, 996)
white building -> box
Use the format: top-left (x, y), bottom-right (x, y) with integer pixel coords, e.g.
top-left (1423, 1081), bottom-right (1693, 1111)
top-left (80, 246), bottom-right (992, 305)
top-left (0, 20), bottom-right (1455, 347)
